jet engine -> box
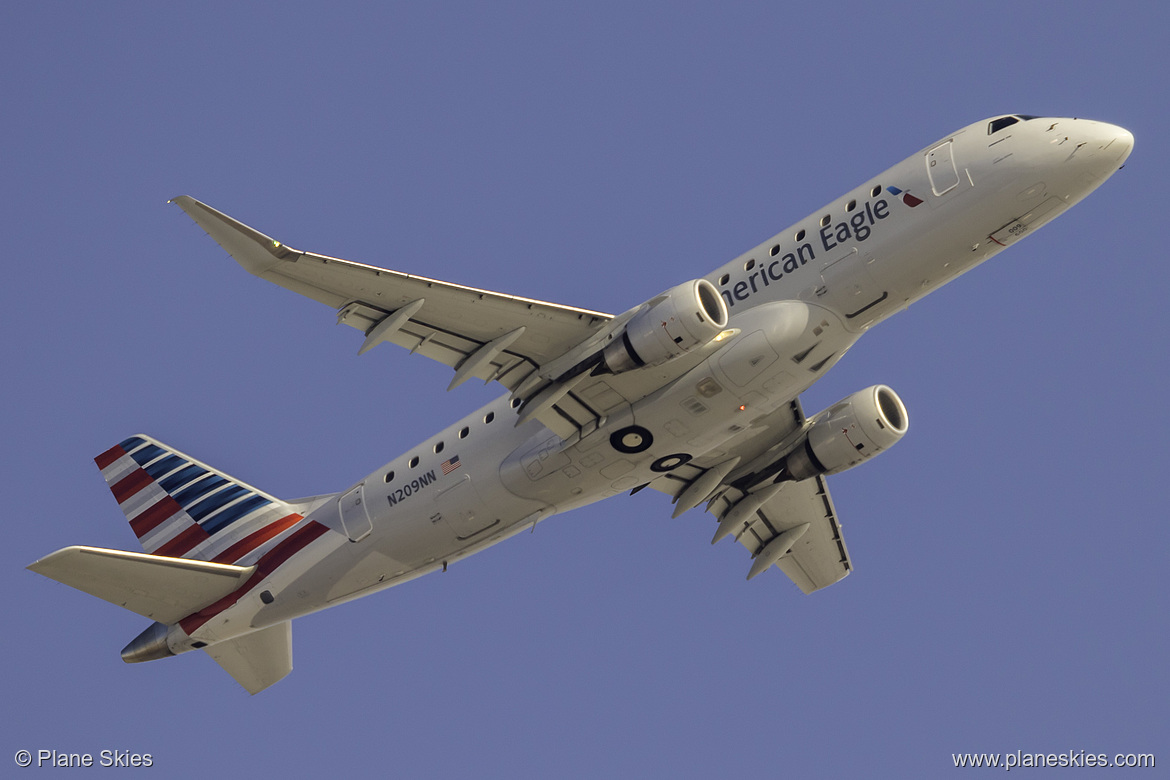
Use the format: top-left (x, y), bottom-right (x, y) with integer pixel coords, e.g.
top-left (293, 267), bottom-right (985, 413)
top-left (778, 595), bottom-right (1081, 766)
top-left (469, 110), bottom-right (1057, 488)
top-left (600, 279), bottom-right (729, 374)
top-left (780, 385), bottom-right (908, 481)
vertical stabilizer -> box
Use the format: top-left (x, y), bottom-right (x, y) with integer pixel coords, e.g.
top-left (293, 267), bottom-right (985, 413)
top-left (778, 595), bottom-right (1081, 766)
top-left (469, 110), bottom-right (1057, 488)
top-left (93, 435), bottom-right (309, 565)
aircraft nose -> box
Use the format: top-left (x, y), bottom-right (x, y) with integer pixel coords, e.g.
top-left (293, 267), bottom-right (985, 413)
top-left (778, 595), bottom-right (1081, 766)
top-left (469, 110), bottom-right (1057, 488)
top-left (1109, 125), bottom-right (1135, 166)
top-left (1064, 118), bottom-right (1134, 174)
top-left (1031, 118), bottom-right (1133, 193)
top-left (1083, 120), bottom-right (1134, 166)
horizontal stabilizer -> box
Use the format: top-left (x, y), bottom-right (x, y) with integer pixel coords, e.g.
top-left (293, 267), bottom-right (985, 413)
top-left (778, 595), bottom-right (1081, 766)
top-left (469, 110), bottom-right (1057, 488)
top-left (204, 622), bottom-right (292, 695)
top-left (28, 546), bottom-right (257, 624)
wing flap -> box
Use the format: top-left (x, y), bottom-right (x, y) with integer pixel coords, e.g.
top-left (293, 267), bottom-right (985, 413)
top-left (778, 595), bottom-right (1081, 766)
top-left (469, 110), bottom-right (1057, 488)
top-left (703, 477), bottom-right (850, 593)
top-left (759, 477), bottom-right (850, 592)
top-left (648, 397), bottom-right (852, 593)
top-left (335, 299), bottom-right (539, 386)
top-left (27, 546), bottom-right (257, 623)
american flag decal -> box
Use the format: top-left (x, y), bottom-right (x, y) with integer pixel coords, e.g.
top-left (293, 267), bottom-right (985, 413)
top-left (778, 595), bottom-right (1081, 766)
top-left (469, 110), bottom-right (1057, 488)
top-left (441, 455), bottom-right (461, 475)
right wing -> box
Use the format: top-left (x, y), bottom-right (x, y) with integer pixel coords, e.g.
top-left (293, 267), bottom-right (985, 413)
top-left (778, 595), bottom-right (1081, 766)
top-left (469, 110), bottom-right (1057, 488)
top-left (172, 196), bottom-right (621, 436)
top-left (173, 197), bottom-right (737, 439)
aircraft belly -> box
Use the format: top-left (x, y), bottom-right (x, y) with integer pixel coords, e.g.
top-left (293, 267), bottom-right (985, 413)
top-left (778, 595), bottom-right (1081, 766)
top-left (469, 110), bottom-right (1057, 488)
top-left (323, 546), bottom-right (410, 603)
top-left (879, 194), bottom-right (1034, 305)
top-left (314, 460), bottom-right (543, 604)
top-left (500, 301), bottom-right (858, 506)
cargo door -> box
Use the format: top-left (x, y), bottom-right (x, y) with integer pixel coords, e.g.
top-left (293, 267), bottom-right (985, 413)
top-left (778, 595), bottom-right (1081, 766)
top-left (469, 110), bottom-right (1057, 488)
top-left (433, 474), bottom-right (497, 541)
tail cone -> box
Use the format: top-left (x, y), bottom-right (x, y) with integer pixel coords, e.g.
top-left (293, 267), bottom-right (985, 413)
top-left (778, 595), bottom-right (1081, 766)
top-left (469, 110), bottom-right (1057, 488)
top-left (121, 621), bottom-right (174, 664)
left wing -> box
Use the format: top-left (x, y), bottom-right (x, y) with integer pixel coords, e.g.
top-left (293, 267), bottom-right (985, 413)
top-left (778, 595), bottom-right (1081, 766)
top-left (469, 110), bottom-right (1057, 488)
top-left (709, 476), bottom-right (851, 593)
top-left (649, 399), bottom-right (852, 592)
top-left (172, 196), bottom-right (615, 436)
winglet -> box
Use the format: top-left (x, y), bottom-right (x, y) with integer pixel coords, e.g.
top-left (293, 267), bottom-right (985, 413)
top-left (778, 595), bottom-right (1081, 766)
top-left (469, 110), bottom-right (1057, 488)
top-left (171, 196), bottom-right (299, 277)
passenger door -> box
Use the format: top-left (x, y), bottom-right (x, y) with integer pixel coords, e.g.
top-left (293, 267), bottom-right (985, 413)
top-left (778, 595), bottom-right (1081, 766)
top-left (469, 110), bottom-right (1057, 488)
top-left (337, 484), bottom-right (372, 542)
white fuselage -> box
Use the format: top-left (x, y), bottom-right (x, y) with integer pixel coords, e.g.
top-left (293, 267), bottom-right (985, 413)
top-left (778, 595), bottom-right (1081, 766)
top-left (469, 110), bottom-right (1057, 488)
top-left (171, 116), bottom-right (1132, 652)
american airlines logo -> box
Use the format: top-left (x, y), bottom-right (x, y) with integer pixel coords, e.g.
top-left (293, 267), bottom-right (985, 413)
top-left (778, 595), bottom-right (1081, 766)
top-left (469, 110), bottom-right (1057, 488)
top-left (886, 185), bottom-right (923, 207)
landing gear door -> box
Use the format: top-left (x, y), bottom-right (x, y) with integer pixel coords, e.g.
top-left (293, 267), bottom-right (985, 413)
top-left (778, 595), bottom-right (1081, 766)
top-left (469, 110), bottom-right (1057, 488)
top-left (338, 483), bottom-right (372, 542)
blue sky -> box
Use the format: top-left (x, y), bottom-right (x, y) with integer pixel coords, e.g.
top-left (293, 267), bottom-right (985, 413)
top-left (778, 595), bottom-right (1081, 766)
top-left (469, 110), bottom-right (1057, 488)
top-left (3, 3), bottom-right (1165, 776)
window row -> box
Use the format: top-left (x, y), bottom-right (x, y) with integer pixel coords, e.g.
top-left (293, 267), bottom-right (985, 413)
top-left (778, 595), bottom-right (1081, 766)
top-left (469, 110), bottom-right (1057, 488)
top-left (383, 399), bottom-right (521, 483)
top-left (718, 184), bottom-right (885, 283)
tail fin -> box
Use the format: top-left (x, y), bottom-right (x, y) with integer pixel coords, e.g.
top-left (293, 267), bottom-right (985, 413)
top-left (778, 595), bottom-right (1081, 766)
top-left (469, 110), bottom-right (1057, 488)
top-left (94, 435), bottom-right (304, 565)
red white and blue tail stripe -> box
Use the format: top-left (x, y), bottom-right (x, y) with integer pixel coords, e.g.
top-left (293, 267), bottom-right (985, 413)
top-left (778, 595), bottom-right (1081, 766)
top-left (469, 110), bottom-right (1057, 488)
top-left (95, 435), bottom-right (307, 566)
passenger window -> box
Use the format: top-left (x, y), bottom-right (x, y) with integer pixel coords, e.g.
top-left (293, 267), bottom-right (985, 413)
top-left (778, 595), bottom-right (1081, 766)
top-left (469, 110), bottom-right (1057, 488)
top-left (384, 470), bottom-right (395, 484)
top-left (459, 426), bottom-right (470, 439)
top-left (409, 456), bottom-right (419, 468)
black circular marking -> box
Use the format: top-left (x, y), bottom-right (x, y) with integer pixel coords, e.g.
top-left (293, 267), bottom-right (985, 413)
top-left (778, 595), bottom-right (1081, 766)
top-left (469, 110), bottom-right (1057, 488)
top-left (609, 425), bottom-right (654, 454)
top-left (650, 453), bottom-right (692, 472)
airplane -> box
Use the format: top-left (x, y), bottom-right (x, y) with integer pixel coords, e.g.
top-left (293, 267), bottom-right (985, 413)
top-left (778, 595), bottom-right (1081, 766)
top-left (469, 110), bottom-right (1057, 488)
top-left (29, 115), bottom-right (1133, 694)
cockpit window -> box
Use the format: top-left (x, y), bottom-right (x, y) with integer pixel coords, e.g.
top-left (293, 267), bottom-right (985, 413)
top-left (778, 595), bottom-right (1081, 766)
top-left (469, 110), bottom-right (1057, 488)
top-left (989, 116), bottom-right (1019, 134)
top-left (988, 115), bottom-right (1041, 134)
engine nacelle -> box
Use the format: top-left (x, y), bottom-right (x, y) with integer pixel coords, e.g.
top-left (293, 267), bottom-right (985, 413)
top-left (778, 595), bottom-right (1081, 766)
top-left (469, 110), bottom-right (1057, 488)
top-left (601, 279), bottom-right (729, 374)
top-left (783, 385), bottom-right (909, 481)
